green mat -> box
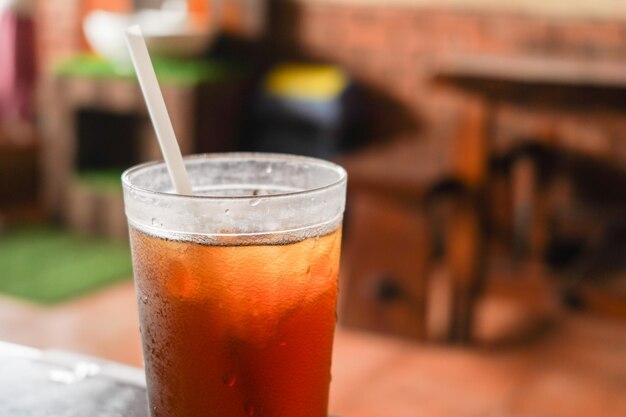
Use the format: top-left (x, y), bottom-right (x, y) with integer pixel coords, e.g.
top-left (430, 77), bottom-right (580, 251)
top-left (0, 227), bottom-right (132, 305)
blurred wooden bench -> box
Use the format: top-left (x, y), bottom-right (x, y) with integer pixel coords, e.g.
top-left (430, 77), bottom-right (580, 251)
top-left (420, 51), bottom-right (626, 331)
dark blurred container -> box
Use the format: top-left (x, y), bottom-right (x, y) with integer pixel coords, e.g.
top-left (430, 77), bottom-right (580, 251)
top-left (242, 63), bottom-right (357, 158)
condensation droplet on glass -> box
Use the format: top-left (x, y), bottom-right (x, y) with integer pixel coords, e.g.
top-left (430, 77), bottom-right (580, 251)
top-left (245, 402), bottom-right (255, 416)
top-left (265, 165), bottom-right (272, 174)
top-left (224, 209), bottom-right (230, 215)
top-left (141, 295), bottom-right (149, 304)
top-left (250, 199), bottom-right (261, 207)
top-left (306, 266), bottom-right (312, 278)
top-left (222, 372), bottom-right (237, 387)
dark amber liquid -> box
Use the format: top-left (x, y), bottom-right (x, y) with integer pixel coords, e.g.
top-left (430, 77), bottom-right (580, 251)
top-left (130, 227), bottom-right (342, 417)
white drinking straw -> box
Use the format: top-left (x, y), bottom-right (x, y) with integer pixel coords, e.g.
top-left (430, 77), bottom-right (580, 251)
top-left (125, 25), bottom-right (193, 195)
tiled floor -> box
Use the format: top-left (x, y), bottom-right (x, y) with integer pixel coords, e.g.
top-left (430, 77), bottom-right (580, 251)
top-left (0, 282), bottom-right (625, 417)
top-left (0, 281), bottom-right (143, 366)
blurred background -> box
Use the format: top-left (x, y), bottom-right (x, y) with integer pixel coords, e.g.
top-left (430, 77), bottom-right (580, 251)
top-left (1, 0), bottom-right (625, 416)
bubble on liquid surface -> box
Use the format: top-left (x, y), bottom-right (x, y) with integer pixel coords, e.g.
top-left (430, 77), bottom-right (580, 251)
top-left (249, 198), bottom-right (261, 207)
top-left (141, 295), bottom-right (149, 304)
top-left (151, 218), bottom-right (162, 227)
top-left (224, 209), bottom-right (230, 215)
top-left (222, 372), bottom-right (237, 387)
top-left (265, 165), bottom-right (272, 174)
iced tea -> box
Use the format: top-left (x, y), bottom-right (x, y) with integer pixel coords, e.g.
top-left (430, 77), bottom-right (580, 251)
top-left (130, 226), bottom-right (342, 417)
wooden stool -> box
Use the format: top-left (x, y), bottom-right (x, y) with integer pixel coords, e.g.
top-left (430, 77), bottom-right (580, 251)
top-left (339, 98), bottom-right (489, 343)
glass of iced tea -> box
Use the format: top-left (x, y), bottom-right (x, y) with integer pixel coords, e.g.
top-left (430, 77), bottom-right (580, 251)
top-left (122, 153), bottom-right (347, 417)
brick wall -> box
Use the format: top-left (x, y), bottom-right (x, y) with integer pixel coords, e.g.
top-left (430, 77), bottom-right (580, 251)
top-left (33, 0), bottom-right (626, 163)
top-left (270, 1), bottom-right (626, 164)
top-left (35, 0), bottom-right (134, 73)
top-left (35, 0), bottom-right (84, 73)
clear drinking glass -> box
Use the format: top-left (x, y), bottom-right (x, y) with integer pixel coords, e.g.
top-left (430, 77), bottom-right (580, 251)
top-left (122, 153), bottom-right (347, 417)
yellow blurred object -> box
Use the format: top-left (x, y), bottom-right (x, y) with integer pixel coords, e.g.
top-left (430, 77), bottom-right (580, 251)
top-left (265, 64), bottom-right (348, 101)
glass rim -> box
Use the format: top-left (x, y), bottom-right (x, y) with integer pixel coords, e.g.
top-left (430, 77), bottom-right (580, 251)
top-left (121, 152), bottom-right (348, 201)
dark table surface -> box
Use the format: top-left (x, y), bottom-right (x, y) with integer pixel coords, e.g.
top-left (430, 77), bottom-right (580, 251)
top-left (0, 341), bottom-right (338, 417)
